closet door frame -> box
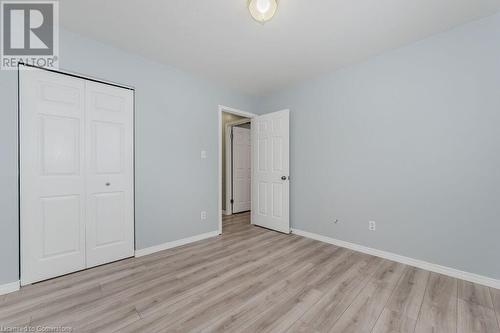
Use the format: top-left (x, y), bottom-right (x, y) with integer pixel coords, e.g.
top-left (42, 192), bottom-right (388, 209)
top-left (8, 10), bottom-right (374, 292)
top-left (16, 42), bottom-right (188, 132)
top-left (18, 63), bottom-right (136, 285)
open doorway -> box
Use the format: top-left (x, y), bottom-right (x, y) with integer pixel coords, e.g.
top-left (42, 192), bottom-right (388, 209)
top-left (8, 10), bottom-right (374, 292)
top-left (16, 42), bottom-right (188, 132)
top-left (218, 105), bottom-right (291, 236)
top-left (218, 106), bottom-right (257, 234)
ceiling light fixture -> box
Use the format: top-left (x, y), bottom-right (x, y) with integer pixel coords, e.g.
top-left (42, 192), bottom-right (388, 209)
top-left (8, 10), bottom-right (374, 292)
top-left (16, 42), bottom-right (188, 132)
top-left (248, 0), bottom-right (278, 24)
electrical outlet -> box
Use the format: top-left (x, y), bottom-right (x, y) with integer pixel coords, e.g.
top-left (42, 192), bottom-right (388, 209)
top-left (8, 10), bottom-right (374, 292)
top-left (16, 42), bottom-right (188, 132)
top-left (369, 221), bottom-right (376, 231)
top-left (200, 150), bottom-right (207, 159)
top-left (201, 211), bottom-right (207, 220)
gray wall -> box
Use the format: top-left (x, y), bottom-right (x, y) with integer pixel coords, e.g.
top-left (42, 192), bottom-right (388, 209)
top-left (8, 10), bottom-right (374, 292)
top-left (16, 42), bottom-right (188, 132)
top-left (0, 66), bottom-right (19, 286)
top-left (0, 29), bottom-right (257, 284)
top-left (258, 13), bottom-right (500, 279)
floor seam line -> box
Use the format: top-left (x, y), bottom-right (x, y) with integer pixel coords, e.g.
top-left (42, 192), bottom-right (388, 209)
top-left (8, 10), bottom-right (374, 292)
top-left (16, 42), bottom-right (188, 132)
top-left (369, 264), bottom-right (407, 333)
top-left (412, 271), bottom-right (431, 333)
top-left (327, 256), bottom-right (384, 331)
top-left (489, 288), bottom-right (500, 331)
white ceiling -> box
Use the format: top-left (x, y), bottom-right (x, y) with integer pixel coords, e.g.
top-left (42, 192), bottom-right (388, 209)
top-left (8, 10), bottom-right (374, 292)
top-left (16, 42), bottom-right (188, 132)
top-left (60, 0), bottom-right (500, 96)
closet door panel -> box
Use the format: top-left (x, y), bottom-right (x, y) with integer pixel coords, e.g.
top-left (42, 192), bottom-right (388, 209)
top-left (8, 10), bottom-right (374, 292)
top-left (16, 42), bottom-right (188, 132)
top-left (20, 67), bottom-right (86, 285)
top-left (85, 81), bottom-right (134, 268)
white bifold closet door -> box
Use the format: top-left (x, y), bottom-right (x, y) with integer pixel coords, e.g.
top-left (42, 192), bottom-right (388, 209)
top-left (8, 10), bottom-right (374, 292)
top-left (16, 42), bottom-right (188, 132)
top-left (20, 66), bottom-right (134, 285)
top-left (84, 81), bottom-right (134, 268)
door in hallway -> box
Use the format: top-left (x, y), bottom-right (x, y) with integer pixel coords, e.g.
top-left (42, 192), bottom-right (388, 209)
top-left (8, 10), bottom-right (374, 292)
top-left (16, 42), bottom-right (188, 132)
top-left (232, 126), bottom-right (251, 213)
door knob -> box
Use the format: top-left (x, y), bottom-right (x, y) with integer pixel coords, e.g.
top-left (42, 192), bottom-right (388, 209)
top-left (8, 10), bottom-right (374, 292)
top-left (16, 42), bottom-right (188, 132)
top-left (105, 182), bottom-right (111, 186)
top-left (281, 176), bottom-right (287, 181)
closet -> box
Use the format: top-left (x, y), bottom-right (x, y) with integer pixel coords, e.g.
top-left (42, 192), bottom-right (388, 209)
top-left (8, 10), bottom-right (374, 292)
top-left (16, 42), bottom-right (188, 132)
top-left (20, 65), bottom-right (135, 285)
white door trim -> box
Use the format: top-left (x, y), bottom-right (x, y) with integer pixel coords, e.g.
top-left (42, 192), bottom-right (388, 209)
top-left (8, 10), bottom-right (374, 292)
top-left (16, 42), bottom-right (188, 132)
top-left (218, 105), bottom-right (257, 235)
top-left (225, 119), bottom-right (251, 216)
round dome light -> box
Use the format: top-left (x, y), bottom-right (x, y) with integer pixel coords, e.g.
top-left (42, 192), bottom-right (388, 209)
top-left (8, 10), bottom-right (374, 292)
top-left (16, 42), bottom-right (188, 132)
top-left (248, 0), bottom-right (278, 24)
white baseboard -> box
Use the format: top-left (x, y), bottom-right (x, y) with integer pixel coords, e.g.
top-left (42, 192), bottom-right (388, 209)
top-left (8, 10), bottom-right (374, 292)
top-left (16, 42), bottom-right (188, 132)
top-left (0, 280), bottom-right (20, 296)
top-left (291, 228), bottom-right (500, 290)
top-left (135, 231), bottom-right (219, 257)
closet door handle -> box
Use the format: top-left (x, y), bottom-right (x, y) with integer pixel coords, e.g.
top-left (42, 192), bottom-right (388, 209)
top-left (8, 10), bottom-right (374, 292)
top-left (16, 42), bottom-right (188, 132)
top-left (105, 182), bottom-right (111, 186)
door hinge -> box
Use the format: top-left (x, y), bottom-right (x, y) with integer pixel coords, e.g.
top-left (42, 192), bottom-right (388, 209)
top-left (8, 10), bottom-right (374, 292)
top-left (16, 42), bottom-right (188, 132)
top-left (230, 132), bottom-right (233, 140)
top-left (230, 199), bottom-right (234, 204)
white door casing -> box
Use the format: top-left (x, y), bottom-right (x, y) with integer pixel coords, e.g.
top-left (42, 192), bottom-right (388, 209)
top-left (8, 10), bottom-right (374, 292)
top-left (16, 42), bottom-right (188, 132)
top-left (85, 81), bottom-right (135, 268)
top-left (251, 110), bottom-right (290, 234)
top-left (20, 66), bottom-right (134, 285)
top-left (20, 67), bottom-right (87, 285)
top-left (232, 126), bottom-right (251, 213)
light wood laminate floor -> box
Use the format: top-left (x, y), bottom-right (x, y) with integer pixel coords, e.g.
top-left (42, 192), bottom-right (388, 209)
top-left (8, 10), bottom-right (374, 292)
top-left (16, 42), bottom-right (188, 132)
top-left (1, 212), bottom-right (499, 332)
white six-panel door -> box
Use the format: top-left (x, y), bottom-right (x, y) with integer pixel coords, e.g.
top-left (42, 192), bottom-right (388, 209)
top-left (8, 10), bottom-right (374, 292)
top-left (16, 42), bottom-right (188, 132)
top-left (232, 126), bottom-right (251, 213)
top-left (251, 110), bottom-right (290, 234)
top-left (20, 66), bottom-right (134, 285)
top-left (85, 81), bottom-right (134, 268)
top-left (20, 68), bottom-right (87, 285)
